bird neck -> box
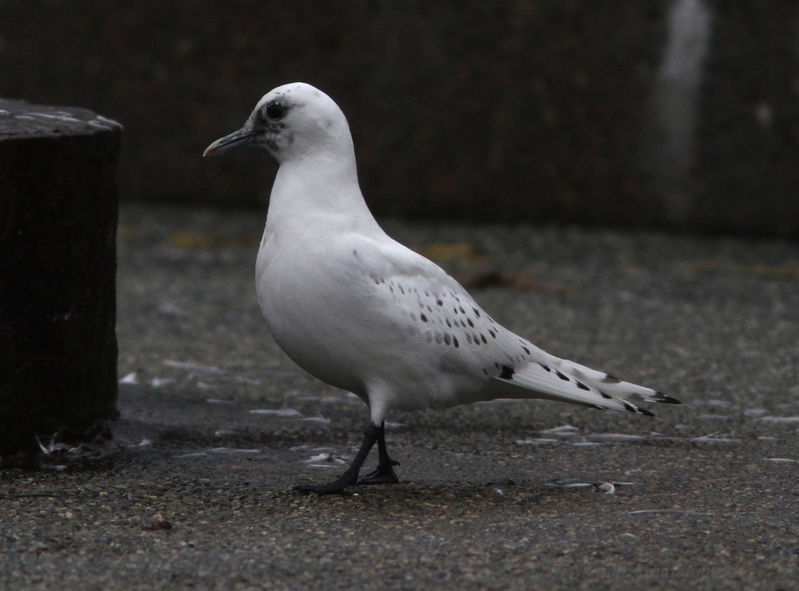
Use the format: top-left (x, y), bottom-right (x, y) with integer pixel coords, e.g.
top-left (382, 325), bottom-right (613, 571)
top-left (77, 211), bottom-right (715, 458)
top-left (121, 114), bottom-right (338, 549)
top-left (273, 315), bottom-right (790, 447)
top-left (266, 150), bottom-right (382, 235)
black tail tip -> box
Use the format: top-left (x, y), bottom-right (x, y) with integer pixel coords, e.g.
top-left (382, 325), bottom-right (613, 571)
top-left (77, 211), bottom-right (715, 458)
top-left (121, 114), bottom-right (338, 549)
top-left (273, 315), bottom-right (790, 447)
top-left (654, 391), bottom-right (681, 405)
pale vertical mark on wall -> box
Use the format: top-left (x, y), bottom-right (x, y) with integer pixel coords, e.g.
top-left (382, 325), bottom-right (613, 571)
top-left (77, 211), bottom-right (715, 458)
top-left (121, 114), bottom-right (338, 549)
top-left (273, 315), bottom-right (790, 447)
top-left (648, 0), bottom-right (712, 224)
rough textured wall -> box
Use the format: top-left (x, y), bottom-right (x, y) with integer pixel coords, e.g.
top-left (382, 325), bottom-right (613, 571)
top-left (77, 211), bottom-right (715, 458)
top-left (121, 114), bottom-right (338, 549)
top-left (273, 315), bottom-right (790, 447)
top-left (2, 0), bottom-right (797, 235)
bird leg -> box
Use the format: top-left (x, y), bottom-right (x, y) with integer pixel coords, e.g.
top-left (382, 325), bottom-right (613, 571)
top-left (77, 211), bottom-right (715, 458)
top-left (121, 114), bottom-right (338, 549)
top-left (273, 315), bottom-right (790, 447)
top-left (358, 422), bottom-right (400, 485)
top-left (295, 422), bottom-right (391, 494)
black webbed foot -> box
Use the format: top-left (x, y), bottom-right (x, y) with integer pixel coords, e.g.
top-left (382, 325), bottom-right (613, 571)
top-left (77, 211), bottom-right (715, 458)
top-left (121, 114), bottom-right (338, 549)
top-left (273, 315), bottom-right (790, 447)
top-left (358, 460), bottom-right (400, 485)
top-left (294, 422), bottom-right (400, 494)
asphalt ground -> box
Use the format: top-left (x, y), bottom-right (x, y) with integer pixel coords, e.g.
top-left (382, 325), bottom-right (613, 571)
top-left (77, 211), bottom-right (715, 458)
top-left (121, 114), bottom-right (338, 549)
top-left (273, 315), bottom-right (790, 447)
top-left (2, 203), bottom-right (798, 590)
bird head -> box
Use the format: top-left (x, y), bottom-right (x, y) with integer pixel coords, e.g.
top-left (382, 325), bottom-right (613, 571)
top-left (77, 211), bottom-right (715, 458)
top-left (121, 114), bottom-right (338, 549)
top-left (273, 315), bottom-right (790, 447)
top-left (203, 82), bottom-right (352, 164)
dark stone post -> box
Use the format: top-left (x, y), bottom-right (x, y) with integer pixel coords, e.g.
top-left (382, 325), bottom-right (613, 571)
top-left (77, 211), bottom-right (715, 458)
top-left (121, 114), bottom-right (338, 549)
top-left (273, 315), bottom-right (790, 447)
top-left (0, 100), bottom-right (121, 466)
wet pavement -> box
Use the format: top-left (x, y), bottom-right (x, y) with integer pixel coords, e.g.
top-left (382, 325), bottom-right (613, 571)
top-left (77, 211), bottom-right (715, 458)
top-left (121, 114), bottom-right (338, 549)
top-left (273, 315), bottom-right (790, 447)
top-left (2, 203), bottom-right (798, 590)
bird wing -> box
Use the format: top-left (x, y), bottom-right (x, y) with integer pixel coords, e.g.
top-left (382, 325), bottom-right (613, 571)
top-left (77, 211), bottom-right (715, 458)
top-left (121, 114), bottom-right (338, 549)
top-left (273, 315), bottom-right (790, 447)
top-left (355, 233), bottom-right (679, 414)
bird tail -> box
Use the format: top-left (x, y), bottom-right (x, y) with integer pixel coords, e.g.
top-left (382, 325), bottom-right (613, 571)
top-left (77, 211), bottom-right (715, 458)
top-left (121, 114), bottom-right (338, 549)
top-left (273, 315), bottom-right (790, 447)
top-left (493, 352), bottom-right (680, 415)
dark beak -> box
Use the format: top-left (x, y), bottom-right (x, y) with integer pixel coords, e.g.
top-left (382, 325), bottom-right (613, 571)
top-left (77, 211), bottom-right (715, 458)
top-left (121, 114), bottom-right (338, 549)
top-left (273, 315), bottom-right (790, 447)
top-left (203, 127), bottom-right (257, 157)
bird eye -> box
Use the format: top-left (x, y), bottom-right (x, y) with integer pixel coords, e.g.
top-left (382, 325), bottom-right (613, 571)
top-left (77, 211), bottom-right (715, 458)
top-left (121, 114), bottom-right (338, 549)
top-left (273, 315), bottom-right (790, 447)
top-left (265, 101), bottom-right (286, 120)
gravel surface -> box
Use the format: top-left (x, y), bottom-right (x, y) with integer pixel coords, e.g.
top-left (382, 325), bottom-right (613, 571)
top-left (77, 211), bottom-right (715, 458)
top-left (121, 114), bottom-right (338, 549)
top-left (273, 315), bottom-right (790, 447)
top-left (2, 203), bottom-right (798, 590)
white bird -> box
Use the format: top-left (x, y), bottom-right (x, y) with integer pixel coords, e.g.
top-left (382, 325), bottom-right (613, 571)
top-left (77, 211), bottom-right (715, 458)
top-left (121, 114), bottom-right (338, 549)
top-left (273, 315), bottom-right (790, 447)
top-left (204, 82), bottom-right (680, 493)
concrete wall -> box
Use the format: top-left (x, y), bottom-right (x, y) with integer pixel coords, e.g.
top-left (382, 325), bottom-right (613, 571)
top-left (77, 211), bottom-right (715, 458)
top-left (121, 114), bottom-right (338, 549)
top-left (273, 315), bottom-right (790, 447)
top-left (3, 0), bottom-right (797, 235)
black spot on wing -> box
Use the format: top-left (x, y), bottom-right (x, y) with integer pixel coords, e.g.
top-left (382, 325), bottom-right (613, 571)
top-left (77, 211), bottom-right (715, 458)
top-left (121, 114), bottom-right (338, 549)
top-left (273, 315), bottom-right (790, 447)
top-left (554, 370), bottom-right (569, 381)
top-left (622, 400), bottom-right (654, 416)
top-left (622, 401), bottom-right (637, 413)
top-left (499, 365), bottom-right (514, 380)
